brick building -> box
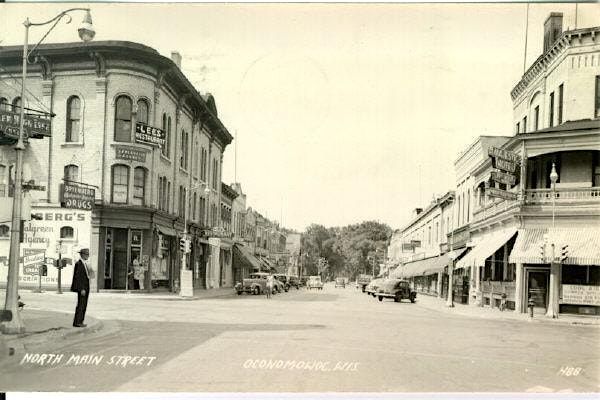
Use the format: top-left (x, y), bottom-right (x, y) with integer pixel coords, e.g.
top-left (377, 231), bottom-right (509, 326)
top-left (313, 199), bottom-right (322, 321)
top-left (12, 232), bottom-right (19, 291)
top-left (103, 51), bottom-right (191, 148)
top-left (0, 41), bottom-right (232, 293)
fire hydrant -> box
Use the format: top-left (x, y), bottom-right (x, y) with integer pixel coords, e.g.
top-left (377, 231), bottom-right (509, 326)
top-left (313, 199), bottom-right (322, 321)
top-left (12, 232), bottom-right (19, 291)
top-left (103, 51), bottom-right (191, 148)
top-left (528, 297), bottom-right (535, 318)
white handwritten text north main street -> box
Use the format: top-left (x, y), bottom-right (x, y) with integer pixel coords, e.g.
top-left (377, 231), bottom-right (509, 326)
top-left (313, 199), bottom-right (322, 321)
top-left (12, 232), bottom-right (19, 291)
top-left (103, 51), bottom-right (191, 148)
top-left (20, 353), bottom-right (157, 368)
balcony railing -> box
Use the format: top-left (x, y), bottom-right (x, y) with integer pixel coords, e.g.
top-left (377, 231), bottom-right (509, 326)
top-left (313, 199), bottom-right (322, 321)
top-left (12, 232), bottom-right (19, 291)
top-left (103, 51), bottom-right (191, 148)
top-left (472, 198), bottom-right (520, 223)
top-left (524, 187), bottom-right (600, 204)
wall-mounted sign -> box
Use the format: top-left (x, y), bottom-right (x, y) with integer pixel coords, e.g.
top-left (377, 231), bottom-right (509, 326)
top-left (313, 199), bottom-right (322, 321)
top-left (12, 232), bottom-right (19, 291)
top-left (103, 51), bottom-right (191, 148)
top-left (60, 183), bottom-right (95, 210)
top-left (135, 122), bottom-right (165, 147)
top-left (490, 170), bottom-right (517, 186)
top-left (488, 147), bottom-right (520, 174)
top-left (562, 284), bottom-right (600, 306)
top-left (402, 242), bottom-right (415, 252)
top-left (115, 145), bottom-right (147, 163)
top-left (487, 187), bottom-right (518, 201)
top-left (0, 110), bottom-right (52, 140)
top-left (448, 228), bottom-right (470, 248)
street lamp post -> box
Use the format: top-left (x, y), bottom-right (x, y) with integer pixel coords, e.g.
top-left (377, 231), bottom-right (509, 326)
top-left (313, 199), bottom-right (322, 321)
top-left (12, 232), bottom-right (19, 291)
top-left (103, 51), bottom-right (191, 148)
top-left (1, 8), bottom-right (95, 335)
top-left (547, 162), bottom-right (560, 318)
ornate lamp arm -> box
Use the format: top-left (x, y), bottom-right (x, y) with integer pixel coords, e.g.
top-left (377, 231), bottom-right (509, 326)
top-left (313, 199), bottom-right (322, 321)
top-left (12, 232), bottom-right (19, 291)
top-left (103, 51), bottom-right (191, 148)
top-left (26, 8), bottom-right (91, 63)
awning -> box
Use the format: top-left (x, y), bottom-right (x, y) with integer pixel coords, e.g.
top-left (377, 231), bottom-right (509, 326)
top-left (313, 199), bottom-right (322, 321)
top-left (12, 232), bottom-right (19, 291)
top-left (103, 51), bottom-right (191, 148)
top-left (402, 254), bottom-right (451, 278)
top-left (449, 247), bottom-right (470, 270)
top-left (456, 228), bottom-right (518, 269)
top-left (157, 225), bottom-right (177, 236)
top-left (232, 244), bottom-right (262, 270)
top-left (509, 228), bottom-right (600, 265)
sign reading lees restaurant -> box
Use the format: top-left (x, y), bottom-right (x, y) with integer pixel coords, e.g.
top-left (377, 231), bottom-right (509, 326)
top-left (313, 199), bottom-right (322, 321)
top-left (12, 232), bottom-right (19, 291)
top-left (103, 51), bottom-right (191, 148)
top-left (135, 122), bottom-right (165, 147)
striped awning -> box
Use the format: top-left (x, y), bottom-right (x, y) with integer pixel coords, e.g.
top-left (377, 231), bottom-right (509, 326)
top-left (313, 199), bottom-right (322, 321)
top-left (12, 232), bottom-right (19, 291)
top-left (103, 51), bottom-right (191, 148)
top-left (456, 228), bottom-right (518, 269)
top-left (509, 228), bottom-right (600, 265)
top-left (402, 254), bottom-right (451, 278)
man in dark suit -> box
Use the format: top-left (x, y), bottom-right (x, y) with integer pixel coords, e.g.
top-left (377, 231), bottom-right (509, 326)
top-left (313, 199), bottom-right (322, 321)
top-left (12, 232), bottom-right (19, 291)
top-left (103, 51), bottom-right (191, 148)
top-left (71, 248), bottom-right (93, 327)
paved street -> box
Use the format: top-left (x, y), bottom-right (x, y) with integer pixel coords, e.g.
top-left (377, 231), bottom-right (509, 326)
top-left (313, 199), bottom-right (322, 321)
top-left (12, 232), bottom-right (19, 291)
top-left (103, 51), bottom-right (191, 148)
top-left (0, 284), bottom-right (598, 392)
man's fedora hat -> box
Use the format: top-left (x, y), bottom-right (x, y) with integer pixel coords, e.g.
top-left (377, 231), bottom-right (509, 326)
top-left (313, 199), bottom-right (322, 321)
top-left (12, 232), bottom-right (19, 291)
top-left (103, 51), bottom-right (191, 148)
top-left (78, 248), bottom-right (90, 254)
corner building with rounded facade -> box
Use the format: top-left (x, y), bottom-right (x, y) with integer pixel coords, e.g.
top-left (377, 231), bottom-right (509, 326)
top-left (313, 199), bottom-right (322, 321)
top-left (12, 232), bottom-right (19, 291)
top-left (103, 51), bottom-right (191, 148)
top-left (0, 41), bottom-right (232, 292)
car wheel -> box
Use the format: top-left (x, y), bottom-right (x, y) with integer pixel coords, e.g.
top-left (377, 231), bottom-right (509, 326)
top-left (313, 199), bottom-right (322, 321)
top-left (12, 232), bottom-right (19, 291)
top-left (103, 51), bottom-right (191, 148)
top-left (252, 287), bottom-right (260, 295)
top-left (410, 295), bottom-right (416, 303)
top-left (371, 293), bottom-right (376, 297)
top-left (378, 296), bottom-right (383, 302)
top-left (394, 295), bottom-right (400, 302)
top-left (361, 287), bottom-right (365, 293)
top-left (237, 291), bottom-right (242, 296)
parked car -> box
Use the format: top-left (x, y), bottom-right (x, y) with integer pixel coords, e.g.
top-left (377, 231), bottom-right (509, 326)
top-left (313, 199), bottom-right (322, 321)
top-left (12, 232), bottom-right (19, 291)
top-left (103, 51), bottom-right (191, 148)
top-left (356, 274), bottom-right (372, 292)
top-left (365, 278), bottom-right (385, 297)
top-left (272, 275), bottom-right (287, 293)
top-left (287, 276), bottom-right (300, 289)
top-left (307, 276), bottom-right (324, 290)
top-left (299, 276), bottom-right (309, 287)
top-left (376, 279), bottom-right (417, 303)
top-left (335, 277), bottom-right (346, 288)
top-left (235, 272), bottom-right (270, 295)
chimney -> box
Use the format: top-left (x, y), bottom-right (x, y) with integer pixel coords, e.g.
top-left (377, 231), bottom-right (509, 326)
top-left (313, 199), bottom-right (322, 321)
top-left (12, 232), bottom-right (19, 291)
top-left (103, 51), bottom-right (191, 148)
top-left (543, 12), bottom-right (563, 54)
top-left (171, 51), bottom-right (182, 69)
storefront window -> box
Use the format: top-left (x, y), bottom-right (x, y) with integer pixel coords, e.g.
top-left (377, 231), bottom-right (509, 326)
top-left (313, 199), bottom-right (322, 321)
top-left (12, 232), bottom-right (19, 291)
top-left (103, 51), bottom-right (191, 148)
top-left (563, 265), bottom-right (598, 285)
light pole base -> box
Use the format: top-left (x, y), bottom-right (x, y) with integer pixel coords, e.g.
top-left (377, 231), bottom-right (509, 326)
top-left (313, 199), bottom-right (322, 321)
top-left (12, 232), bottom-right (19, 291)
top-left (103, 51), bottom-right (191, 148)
top-left (1, 312), bottom-right (25, 334)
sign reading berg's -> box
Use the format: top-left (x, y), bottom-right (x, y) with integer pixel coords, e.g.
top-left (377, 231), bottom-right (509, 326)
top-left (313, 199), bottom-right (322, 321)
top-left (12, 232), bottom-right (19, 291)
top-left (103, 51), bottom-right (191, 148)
top-left (60, 183), bottom-right (95, 210)
top-left (135, 122), bottom-right (165, 147)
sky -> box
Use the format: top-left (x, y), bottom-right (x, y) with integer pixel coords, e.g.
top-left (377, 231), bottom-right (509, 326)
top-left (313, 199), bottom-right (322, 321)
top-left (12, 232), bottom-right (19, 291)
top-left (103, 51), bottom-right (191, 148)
top-left (1, 2), bottom-right (599, 232)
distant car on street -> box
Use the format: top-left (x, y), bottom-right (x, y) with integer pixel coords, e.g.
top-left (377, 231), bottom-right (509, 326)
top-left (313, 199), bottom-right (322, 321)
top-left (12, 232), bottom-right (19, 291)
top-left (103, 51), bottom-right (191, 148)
top-left (235, 272), bottom-right (270, 295)
top-left (376, 279), bottom-right (417, 303)
top-left (307, 276), bottom-right (324, 290)
top-left (287, 276), bottom-right (300, 289)
top-left (365, 278), bottom-right (385, 297)
top-left (335, 277), bottom-right (346, 288)
top-left (356, 274), bottom-right (372, 292)
top-left (272, 275), bottom-right (287, 293)
top-left (273, 274), bottom-right (290, 291)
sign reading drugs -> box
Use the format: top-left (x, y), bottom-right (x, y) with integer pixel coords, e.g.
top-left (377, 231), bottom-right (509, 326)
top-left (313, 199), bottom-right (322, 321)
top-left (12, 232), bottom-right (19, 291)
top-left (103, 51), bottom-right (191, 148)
top-left (0, 109), bottom-right (52, 140)
top-left (60, 183), bottom-right (95, 210)
top-left (135, 122), bottom-right (165, 147)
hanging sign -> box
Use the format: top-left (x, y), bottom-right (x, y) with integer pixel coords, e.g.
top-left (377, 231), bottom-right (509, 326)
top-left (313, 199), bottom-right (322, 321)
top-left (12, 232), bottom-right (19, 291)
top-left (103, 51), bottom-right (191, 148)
top-left (0, 110), bottom-right (52, 140)
top-left (135, 122), bottom-right (165, 147)
top-left (490, 170), bottom-right (517, 186)
top-left (488, 147), bottom-right (521, 174)
top-left (487, 187), bottom-right (518, 201)
top-left (60, 183), bottom-right (95, 210)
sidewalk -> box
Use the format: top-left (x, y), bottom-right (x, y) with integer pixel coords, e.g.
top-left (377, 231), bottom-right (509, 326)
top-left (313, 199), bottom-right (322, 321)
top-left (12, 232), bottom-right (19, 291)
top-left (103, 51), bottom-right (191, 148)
top-left (0, 309), bottom-right (103, 364)
top-left (415, 292), bottom-right (600, 327)
top-left (95, 286), bottom-right (235, 300)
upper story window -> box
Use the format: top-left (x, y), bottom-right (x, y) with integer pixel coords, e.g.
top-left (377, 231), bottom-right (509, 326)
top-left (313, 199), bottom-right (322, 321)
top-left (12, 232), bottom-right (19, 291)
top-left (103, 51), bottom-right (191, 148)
top-left (161, 114), bottom-right (172, 159)
top-left (200, 147), bottom-right (207, 181)
top-left (111, 164), bottom-right (130, 204)
top-left (515, 122), bottom-right (520, 134)
top-left (522, 116), bottom-right (527, 133)
top-left (180, 129), bottom-right (189, 170)
top-left (534, 106), bottom-right (540, 131)
top-left (66, 96), bottom-right (81, 142)
top-left (595, 76), bottom-right (600, 119)
top-left (11, 97), bottom-right (22, 113)
top-left (0, 164), bottom-right (6, 197)
top-left (114, 95), bottom-right (133, 142)
top-left (137, 99), bottom-right (149, 124)
top-left (0, 224), bottom-right (9, 238)
top-left (212, 159), bottom-right (219, 189)
top-left (549, 92), bottom-right (555, 128)
top-left (133, 167), bottom-right (146, 206)
top-left (64, 164), bottom-right (79, 183)
top-left (558, 84), bottom-right (564, 124)
top-left (0, 98), bottom-right (8, 111)
top-left (60, 226), bottom-right (74, 239)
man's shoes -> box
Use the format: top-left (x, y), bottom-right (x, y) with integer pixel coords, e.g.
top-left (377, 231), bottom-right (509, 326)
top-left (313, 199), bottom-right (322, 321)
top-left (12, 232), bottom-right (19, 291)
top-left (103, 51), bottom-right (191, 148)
top-left (73, 323), bottom-right (87, 328)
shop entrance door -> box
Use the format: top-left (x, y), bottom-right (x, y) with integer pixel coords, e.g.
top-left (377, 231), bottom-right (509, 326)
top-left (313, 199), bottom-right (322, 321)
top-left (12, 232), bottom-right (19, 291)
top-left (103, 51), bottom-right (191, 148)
top-left (112, 228), bottom-right (128, 289)
top-left (527, 270), bottom-right (549, 312)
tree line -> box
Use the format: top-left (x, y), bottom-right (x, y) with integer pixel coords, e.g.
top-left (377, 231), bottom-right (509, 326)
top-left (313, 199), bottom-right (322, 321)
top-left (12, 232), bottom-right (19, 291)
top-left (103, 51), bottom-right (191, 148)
top-left (300, 221), bottom-right (392, 280)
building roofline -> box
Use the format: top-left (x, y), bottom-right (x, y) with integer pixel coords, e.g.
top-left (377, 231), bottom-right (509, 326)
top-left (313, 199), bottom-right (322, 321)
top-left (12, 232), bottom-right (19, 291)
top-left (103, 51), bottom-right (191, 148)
top-left (0, 40), bottom-right (233, 146)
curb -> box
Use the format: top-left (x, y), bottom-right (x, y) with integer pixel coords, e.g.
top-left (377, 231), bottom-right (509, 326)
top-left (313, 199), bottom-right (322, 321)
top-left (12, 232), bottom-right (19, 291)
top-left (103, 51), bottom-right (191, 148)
top-left (416, 299), bottom-right (600, 327)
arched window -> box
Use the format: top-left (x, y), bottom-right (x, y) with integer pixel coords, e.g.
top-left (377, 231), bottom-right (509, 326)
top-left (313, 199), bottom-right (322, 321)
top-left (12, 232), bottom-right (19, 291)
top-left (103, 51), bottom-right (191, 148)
top-left (133, 167), bottom-right (146, 206)
top-left (66, 96), bottom-right (81, 142)
top-left (64, 164), bottom-right (79, 183)
top-left (111, 164), bottom-right (130, 203)
top-left (114, 95), bottom-right (132, 142)
top-left (0, 224), bottom-right (9, 238)
top-left (137, 99), bottom-right (149, 125)
top-left (60, 226), bottom-right (74, 239)
top-left (0, 98), bottom-right (8, 111)
top-left (12, 97), bottom-right (22, 113)
top-left (161, 113), bottom-right (168, 158)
